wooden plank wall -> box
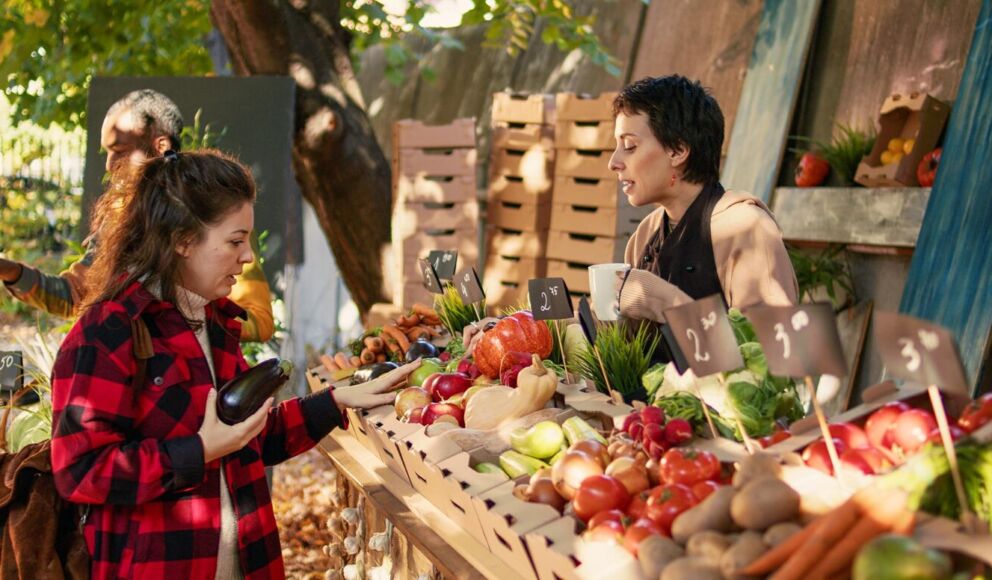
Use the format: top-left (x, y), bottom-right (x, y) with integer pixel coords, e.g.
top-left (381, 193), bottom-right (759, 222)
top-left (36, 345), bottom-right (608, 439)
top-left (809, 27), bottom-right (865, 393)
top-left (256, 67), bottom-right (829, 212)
top-left (631, 0), bottom-right (764, 154)
top-left (900, 0), bottom-right (992, 394)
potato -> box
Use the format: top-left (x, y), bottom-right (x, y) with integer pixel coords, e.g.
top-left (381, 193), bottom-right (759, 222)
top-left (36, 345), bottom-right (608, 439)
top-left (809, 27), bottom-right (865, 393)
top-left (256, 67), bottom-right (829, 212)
top-left (638, 535), bottom-right (684, 579)
top-left (720, 530), bottom-right (768, 579)
top-left (660, 556), bottom-right (723, 580)
top-left (672, 485), bottom-right (736, 544)
top-left (762, 522), bottom-right (802, 547)
top-left (730, 478), bottom-right (800, 530)
top-left (686, 531), bottom-right (733, 565)
top-left (731, 451), bottom-right (782, 489)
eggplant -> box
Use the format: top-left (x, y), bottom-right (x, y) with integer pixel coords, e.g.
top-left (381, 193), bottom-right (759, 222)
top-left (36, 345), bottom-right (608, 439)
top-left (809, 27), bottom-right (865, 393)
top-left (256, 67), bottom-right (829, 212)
top-left (350, 361), bottom-right (399, 385)
top-left (216, 358), bottom-right (293, 425)
top-left (404, 339), bottom-right (440, 362)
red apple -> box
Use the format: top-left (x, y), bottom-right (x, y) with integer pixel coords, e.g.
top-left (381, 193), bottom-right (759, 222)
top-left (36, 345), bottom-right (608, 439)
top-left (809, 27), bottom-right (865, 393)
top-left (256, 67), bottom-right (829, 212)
top-left (394, 387), bottom-right (431, 419)
top-left (421, 402), bottom-right (465, 427)
top-left (891, 409), bottom-right (937, 454)
top-left (828, 423), bottom-right (870, 449)
top-left (866, 401), bottom-right (912, 450)
top-left (842, 447), bottom-right (889, 474)
top-left (405, 406), bottom-right (426, 424)
top-left (802, 438), bottom-right (849, 475)
top-left (425, 372), bottom-right (473, 402)
top-left (927, 424), bottom-right (966, 444)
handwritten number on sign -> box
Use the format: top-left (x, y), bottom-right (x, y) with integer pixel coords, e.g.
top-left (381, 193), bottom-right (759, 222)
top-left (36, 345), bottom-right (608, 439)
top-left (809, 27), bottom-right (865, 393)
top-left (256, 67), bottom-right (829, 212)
top-left (898, 337), bottom-right (922, 372)
top-left (686, 328), bottom-right (711, 362)
top-left (0, 355), bottom-right (13, 372)
top-left (774, 323), bottom-right (792, 360)
top-left (540, 291), bottom-right (551, 312)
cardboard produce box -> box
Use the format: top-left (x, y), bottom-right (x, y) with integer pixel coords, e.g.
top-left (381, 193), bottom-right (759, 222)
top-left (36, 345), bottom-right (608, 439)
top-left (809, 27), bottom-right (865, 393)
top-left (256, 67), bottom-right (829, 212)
top-left (546, 230), bottom-right (628, 264)
top-left (554, 149), bottom-right (614, 180)
top-left (486, 253), bottom-right (548, 282)
top-left (493, 123), bottom-right (555, 151)
top-left (492, 92), bottom-right (556, 125)
top-left (395, 147), bottom-right (477, 177)
top-left (485, 280), bottom-right (529, 310)
top-left (394, 200), bottom-right (480, 234)
top-left (346, 404), bottom-right (392, 455)
top-left (492, 147), bottom-right (555, 180)
top-left (394, 118), bottom-right (476, 149)
top-left (366, 413), bottom-right (422, 484)
top-left (549, 202), bottom-right (645, 238)
top-left (395, 229), bottom-right (479, 262)
top-left (433, 447), bottom-right (518, 546)
top-left (488, 175), bottom-right (553, 205)
top-left (854, 92), bottom-right (951, 187)
top-left (555, 120), bottom-right (614, 150)
top-left (395, 173), bottom-right (476, 204)
top-left (394, 281), bottom-right (435, 310)
top-left (488, 199), bottom-right (552, 232)
top-left (473, 481), bottom-right (562, 579)
top-left (555, 92), bottom-right (617, 122)
top-left (547, 259), bottom-right (591, 294)
top-left (525, 518), bottom-right (641, 580)
top-left (487, 227), bottom-right (549, 259)
top-left (397, 425), bottom-right (466, 499)
top-left (553, 175), bottom-right (620, 208)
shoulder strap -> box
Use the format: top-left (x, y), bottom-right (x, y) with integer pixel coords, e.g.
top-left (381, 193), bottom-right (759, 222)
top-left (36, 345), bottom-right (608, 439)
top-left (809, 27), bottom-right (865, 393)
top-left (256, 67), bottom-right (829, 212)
top-left (130, 317), bottom-right (154, 388)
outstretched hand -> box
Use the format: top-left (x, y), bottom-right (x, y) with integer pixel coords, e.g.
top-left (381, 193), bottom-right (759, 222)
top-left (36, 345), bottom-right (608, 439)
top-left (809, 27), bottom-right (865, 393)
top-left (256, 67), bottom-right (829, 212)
top-left (332, 360), bottom-right (423, 411)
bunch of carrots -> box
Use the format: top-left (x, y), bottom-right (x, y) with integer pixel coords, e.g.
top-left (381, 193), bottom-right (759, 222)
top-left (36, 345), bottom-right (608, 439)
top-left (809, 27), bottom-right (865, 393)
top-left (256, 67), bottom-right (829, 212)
top-left (743, 486), bottom-right (914, 580)
top-left (320, 304), bottom-right (442, 372)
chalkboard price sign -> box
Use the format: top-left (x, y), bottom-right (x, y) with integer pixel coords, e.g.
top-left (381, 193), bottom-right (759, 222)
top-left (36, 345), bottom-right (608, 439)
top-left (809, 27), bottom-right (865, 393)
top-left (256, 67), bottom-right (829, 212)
top-left (663, 294), bottom-right (743, 377)
top-left (418, 258), bottom-right (444, 294)
top-left (874, 311), bottom-right (969, 395)
top-left (427, 250), bottom-right (458, 281)
top-left (744, 303), bottom-right (847, 378)
top-left (0, 351), bottom-right (24, 391)
top-left (454, 267), bottom-right (485, 304)
top-left (528, 278), bottom-right (573, 321)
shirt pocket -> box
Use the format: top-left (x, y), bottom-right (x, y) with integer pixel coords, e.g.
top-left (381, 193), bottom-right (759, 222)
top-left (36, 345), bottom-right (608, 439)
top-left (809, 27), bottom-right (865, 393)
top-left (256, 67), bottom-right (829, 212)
top-left (134, 353), bottom-right (198, 438)
top-left (140, 352), bottom-right (191, 391)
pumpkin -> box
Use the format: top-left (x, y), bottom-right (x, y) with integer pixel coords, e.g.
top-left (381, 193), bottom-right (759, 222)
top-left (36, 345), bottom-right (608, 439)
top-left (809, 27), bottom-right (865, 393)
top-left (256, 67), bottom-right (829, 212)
top-left (474, 311), bottom-right (553, 378)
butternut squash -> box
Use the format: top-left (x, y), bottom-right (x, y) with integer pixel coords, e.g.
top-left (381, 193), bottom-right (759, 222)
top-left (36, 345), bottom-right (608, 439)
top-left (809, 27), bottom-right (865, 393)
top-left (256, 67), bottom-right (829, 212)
top-left (464, 355), bottom-right (557, 429)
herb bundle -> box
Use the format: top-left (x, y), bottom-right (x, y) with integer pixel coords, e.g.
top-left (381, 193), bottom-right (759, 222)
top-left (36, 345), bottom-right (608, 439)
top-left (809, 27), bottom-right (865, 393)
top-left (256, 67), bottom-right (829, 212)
top-left (574, 321), bottom-right (659, 398)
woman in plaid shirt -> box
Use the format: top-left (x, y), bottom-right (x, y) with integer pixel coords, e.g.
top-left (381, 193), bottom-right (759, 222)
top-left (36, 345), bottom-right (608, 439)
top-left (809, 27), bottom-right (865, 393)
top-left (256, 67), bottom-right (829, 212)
top-left (49, 150), bottom-right (418, 579)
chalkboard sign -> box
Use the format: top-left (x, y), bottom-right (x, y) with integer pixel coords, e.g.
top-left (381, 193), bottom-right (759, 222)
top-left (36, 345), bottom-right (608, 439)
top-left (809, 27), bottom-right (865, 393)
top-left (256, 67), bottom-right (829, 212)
top-left (454, 267), bottom-right (485, 304)
top-left (528, 278), bottom-right (573, 321)
top-left (744, 303), bottom-right (847, 378)
top-left (418, 258), bottom-right (443, 294)
top-left (663, 294), bottom-right (743, 377)
top-left (660, 324), bottom-right (691, 375)
top-left (577, 297), bottom-right (598, 344)
top-left (427, 250), bottom-right (458, 281)
top-left (874, 311), bottom-right (969, 396)
top-left (0, 351), bottom-right (24, 391)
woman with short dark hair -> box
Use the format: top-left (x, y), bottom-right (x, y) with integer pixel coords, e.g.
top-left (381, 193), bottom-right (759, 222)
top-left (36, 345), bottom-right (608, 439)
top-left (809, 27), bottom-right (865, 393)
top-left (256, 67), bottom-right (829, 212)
top-left (610, 75), bottom-right (798, 323)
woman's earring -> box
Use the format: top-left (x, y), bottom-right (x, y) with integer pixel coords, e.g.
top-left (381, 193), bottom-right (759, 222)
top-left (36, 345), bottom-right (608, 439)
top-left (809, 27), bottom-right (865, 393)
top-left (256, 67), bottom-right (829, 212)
top-left (670, 173), bottom-right (676, 187)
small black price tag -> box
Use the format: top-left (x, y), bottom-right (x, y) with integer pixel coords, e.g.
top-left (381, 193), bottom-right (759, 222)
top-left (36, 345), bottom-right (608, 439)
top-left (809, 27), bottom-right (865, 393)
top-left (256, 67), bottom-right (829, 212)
top-left (663, 294), bottom-right (744, 377)
top-left (0, 351), bottom-right (24, 391)
top-left (528, 278), bottom-right (573, 321)
top-left (660, 324), bottom-right (691, 375)
top-left (418, 258), bottom-right (443, 294)
top-left (427, 250), bottom-right (458, 281)
top-left (577, 297), bottom-right (598, 344)
top-left (874, 311), bottom-right (969, 396)
top-left (744, 303), bottom-right (847, 378)
top-left (454, 267), bottom-right (485, 304)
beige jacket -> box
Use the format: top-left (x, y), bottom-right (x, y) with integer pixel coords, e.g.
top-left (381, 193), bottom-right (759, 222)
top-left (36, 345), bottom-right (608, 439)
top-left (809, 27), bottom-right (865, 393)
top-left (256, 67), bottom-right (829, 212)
top-left (619, 190), bottom-right (798, 323)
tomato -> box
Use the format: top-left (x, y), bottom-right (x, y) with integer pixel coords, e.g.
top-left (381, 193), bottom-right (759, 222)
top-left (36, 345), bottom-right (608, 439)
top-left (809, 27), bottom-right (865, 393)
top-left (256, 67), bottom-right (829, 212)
top-left (802, 438), bottom-right (849, 475)
top-left (891, 409), bottom-right (937, 455)
top-left (690, 480), bottom-right (721, 502)
top-left (623, 518), bottom-right (665, 555)
top-left (588, 509), bottom-right (628, 531)
top-left (795, 152), bottom-right (829, 187)
top-left (645, 483), bottom-right (696, 534)
top-left (866, 401), bottom-right (912, 450)
top-left (927, 424), bottom-right (966, 444)
top-left (573, 475), bottom-right (631, 522)
top-left (958, 393), bottom-right (992, 433)
top-left (841, 447), bottom-right (889, 475)
top-left (659, 448), bottom-right (720, 486)
top-left (583, 521), bottom-right (624, 544)
top-left (626, 491), bottom-right (649, 520)
top-left (916, 148), bottom-right (941, 187)
top-left (757, 430), bottom-right (792, 448)
top-left (828, 423), bottom-right (870, 449)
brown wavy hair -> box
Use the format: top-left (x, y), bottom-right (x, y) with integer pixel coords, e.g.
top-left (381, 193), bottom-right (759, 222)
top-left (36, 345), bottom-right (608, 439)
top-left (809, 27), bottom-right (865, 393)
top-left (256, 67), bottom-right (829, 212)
top-left (85, 149), bottom-right (256, 312)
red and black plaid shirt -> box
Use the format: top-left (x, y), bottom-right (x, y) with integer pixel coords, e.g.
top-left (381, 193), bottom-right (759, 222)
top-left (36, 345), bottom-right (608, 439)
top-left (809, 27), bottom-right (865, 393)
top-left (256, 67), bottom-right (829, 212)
top-left (51, 281), bottom-right (344, 579)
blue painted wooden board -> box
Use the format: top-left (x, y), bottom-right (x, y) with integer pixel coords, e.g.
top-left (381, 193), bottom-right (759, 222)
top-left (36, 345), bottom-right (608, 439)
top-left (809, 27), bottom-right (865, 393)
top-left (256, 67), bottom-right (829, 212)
top-left (900, 1), bottom-right (992, 393)
top-left (721, 0), bottom-right (822, 202)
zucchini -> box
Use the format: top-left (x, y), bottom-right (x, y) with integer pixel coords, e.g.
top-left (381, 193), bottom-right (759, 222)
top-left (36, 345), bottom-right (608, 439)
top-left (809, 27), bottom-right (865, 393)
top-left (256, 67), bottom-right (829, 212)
top-left (216, 358), bottom-right (293, 425)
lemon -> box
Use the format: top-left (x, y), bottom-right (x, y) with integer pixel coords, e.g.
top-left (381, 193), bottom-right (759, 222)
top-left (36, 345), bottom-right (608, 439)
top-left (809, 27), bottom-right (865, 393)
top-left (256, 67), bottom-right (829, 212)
top-left (903, 138), bottom-right (915, 155)
top-left (887, 137), bottom-right (905, 153)
top-left (880, 150), bottom-right (895, 165)
top-left (891, 151), bottom-right (904, 165)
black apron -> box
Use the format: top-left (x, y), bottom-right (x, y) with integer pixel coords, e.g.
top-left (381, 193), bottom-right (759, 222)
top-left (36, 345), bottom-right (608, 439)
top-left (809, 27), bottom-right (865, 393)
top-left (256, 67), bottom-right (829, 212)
top-left (634, 182), bottom-right (727, 370)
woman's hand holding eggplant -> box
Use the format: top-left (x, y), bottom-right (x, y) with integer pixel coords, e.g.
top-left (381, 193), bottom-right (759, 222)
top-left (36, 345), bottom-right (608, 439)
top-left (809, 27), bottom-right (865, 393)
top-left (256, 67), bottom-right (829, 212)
top-left (198, 388), bottom-right (273, 463)
top-left (332, 360), bottom-right (422, 411)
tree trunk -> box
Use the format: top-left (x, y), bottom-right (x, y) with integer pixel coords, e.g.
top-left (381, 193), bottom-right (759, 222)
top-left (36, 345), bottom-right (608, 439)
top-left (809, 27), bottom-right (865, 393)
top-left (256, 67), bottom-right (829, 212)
top-left (210, 0), bottom-right (391, 316)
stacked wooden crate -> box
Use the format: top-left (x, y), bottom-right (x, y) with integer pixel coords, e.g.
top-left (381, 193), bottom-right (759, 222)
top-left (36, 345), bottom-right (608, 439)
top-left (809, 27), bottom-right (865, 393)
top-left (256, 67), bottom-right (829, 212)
top-left (392, 118), bottom-right (479, 308)
top-left (547, 92), bottom-right (651, 302)
top-left (484, 93), bottom-right (557, 310)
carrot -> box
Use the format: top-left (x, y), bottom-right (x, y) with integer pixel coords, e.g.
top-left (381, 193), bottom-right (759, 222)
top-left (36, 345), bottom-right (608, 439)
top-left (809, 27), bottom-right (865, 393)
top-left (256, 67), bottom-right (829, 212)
top-left (770, 498), bottom-right (861, 580)
top-left (360, 348), bottom-right (376, 365)
top-left (334, 352), bottom-right (351, 369)
top-left (806, 516), bottom-right (887, 579)
top-left (425, 325), bottom-right (441, 337)
top-left (349, 356), bottom-right (362, 368)
top-left (382, 336), bottom-right (401, 355)
top-left (397, 314), bottom-right (420, 327)
top-left (375, 353), bottom-right (387, 363)
top-left (320, 354), bottom-right (339, 373)
top-left (406, 326), bottom-right (430, 341)
top-left (364, 336), bottom-right (384, 353)
top-left (421, 314), bottom-right (442, 326)
top-left (743, 517), bottom-right (823, 575)
top-left (381, 325), bottom-right (410, 353)
top-left (411, 303), bottom-right (436, 318)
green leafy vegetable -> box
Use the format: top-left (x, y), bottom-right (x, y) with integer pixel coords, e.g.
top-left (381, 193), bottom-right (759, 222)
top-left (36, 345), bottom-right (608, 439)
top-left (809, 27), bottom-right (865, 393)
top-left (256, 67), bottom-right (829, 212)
top-left (575, 321), bottom-right (659, 398)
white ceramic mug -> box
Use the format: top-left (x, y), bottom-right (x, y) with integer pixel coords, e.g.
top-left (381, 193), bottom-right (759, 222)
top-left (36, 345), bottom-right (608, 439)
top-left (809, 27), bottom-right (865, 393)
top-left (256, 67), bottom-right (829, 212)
top-left (588, 263), bottom-right (631, 321)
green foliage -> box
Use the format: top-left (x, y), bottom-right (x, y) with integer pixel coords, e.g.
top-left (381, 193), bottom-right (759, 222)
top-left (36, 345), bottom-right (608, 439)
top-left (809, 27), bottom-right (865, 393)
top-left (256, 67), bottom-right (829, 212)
top-left (787, 244), bottom-right (854, 306)
top-left (791, 123), bottom-right (876, 186)
top-left (574, 321), bottom-right (659, 397)
top-left (1, 0), bottom-right (214, 129)
top-left (434, 284), bottom-right (485, 336)
top-left (179, 108), bottom-right (227, 151)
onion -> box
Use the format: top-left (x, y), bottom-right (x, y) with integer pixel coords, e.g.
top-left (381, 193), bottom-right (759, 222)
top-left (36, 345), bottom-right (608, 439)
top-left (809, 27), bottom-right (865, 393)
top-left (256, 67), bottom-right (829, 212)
top-left (605, 456), bottom-right (650, 495)
top-left (552, 451), bottom-right (605, 500)
top-left (570, 439), bottom-right (610, 467)
top-left (526, 478), bottom-right (566, 513)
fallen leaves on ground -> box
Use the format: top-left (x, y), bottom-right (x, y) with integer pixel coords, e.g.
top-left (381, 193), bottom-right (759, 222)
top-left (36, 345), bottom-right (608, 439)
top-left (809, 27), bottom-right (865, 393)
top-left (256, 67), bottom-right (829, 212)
top-left (273, 447), bottom-right (339, 579)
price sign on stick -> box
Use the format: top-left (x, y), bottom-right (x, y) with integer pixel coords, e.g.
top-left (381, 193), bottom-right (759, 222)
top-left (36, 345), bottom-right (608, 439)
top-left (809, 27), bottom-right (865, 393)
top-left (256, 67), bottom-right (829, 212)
top-left (528, 278), bottom-right (573, 321)
top-left (0, 351), bottom-right (23, 391)
top-left (427, 250), bottom-right (458, 281)
top-left (659, 325), bottom-right (691, 375)
top-left (418, 258), bottom-right (443, 294)
top-left (744, 303), bottom-right (847, 378)
top-left (873, 312), bottom-right (969, 396)
top-left (577, 297), bottom-right (598, 344)
top-left (663, 294), bottom-right (743, 377)
top-left (454, 267), bottom-right (485, 304)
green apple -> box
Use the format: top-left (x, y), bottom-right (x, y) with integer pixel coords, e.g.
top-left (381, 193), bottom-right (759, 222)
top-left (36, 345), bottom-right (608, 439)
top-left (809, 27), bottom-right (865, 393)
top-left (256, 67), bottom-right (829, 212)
top-left (510, 421), bottom-right (565, 460)
top-left (408, 358), bottom-right (443, 387)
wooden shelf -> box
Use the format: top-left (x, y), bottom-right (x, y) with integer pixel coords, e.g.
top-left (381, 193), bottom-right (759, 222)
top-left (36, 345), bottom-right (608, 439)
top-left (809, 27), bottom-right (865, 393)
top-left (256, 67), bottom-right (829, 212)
top-left (771, 186), bottom-right (930, 250)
